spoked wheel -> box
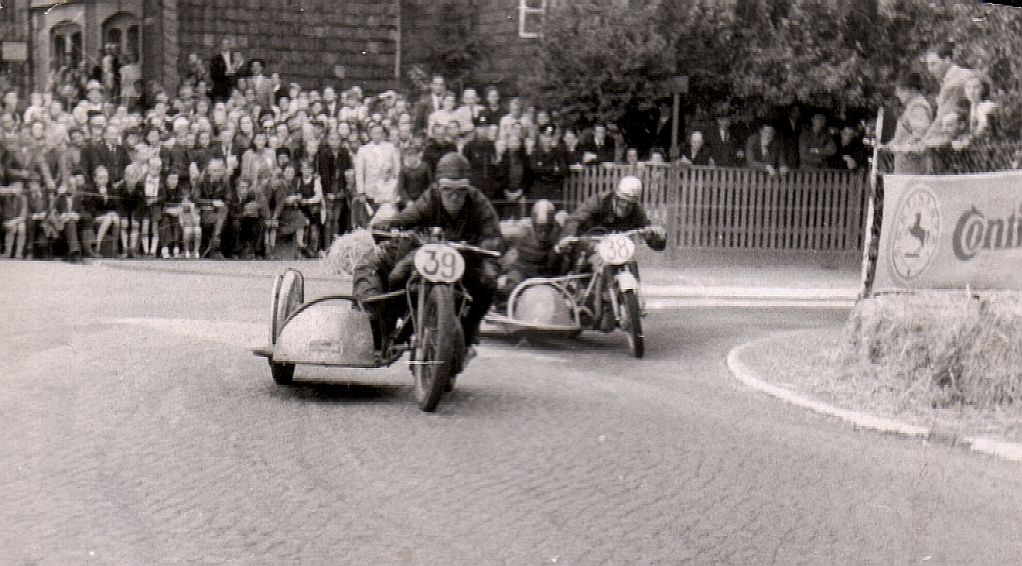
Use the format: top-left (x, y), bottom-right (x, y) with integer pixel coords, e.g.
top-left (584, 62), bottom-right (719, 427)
top-left (412, 285), bottom-right (457, 412)
top-left (620, 289), bottom-right (644, 358)
top-left (269, 270), bottom-right (304, 384)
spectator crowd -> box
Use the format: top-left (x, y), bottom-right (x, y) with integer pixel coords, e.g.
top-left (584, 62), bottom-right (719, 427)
top-left (2, 39), bottom-right (877, 262)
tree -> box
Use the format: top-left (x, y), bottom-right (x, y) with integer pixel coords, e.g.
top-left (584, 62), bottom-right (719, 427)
top-left (519, 0), bottom-right (677, 126)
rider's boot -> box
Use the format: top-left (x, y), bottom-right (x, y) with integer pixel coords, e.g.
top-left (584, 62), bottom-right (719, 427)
top-left (599, 291), bottom-right (615, 332)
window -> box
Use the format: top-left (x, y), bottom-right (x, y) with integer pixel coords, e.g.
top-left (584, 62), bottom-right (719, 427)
top-left (519, 0), bottom-right (546, 39)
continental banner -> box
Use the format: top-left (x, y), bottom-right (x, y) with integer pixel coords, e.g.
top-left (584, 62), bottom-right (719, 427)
top-left (874, 171), bottom-right (1022, 293)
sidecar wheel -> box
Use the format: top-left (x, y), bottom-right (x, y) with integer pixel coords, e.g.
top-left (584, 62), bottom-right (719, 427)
top-left (270, 361), bottom-right (295, 385)
top-left (413, 285), bottom-right (456, 411)
top-left (621, 290), bottom-right (644, 358)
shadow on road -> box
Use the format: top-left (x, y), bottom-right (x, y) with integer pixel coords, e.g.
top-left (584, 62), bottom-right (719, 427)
top-left (269, 380), bottom-right (405, 403)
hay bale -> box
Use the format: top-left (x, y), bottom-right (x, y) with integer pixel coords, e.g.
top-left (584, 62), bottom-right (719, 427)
top-left (837, 291), bottom-right (1022, 408)
top-left (322, 229), bottom-right (377, 276)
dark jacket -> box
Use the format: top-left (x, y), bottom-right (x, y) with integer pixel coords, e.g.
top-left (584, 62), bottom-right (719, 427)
top-left (564, 192), bottom-right (666, 250)
top-left (378, 184), bottom-right (503, 252)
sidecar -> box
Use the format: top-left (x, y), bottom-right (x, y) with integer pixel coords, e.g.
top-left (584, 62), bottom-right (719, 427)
top-left (485, 275), bottom-right (588, 338)
top-left (252, 268), bottom-right (399, 384)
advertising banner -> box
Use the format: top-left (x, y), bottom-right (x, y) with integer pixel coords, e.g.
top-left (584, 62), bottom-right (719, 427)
top-left (874, 171), bottom-right (1022, 293)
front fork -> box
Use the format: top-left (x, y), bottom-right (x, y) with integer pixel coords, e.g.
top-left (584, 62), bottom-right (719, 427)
top-left (608, 264), bottom-right (640, 326)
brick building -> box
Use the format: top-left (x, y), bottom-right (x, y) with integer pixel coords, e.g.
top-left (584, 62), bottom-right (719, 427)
top-left (6, 0), bottom-right (400, 97)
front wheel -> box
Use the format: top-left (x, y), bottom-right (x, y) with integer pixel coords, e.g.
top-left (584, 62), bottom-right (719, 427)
top-left (621, 290), bottom-right (644, 358)
top-left (412, 285), bottom-right (457, 411)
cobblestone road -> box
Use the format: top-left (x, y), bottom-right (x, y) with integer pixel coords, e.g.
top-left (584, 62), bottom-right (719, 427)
top-left (3, 261), bottom-right (1021, 564)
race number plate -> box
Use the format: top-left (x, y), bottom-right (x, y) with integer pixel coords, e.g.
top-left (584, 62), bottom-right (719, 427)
top-left (597, 234), bottom-right (636, 265)
top-left (414, 243), bottom-right (465, 283)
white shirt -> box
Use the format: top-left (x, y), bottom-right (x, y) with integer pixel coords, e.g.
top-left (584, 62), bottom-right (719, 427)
top-left (355, 141), bottom-right (401, 203)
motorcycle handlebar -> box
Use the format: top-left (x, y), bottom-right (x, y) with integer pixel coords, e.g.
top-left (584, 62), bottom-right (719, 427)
top-left (370, 229), bottom-right (501, 258)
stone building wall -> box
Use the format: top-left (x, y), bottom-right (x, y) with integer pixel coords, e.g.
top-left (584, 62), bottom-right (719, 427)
top-left (174, 0), bottom-right (399, 94)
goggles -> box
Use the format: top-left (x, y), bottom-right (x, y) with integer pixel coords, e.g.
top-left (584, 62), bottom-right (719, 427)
top-left (438, 179), bottom-right (469, 191)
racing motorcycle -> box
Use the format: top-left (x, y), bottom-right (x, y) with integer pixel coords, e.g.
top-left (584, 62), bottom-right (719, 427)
top-left (254, 228), bottom-right (499, 411)
top-left (486, 227), bottom-right (660, 358)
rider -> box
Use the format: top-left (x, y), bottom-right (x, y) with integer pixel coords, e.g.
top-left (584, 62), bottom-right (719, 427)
top-left (499, 199), bottom-right (563, 298)
top-left (354, 153), bottom-right (504, 358)
top-left (558, 175), bottom-right (667, 329)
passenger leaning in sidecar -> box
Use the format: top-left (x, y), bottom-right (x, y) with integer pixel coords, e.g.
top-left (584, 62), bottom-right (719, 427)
top-left (558, 176), bottom-right (667, 324)
top-left (354, 153), bottom-right (504, 358)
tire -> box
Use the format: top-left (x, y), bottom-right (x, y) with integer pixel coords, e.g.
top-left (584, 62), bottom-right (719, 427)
top-left (621, 289), bottom-right (644, 358)
top-left (270, 361), bottom-right (295, 384)
top-left (412, 285), bottom-right (457, 412)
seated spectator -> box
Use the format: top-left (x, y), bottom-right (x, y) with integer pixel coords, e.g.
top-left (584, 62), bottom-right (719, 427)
top-left (196, 157), bottom-right (231, 258)
top-left (49, 180), bottom-right (87, 261)
top-left (83, 165), bottom-right (121, 256)
top-left (24, 173), bottom-right (52, 259)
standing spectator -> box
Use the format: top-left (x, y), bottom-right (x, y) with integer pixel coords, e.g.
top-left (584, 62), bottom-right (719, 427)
top-left (829, 123), bottom-right (868, 171)
top-left (776, 105), bottom-right (802, 170)
top-left (353, 122), bottom-right (400, 226)
top-left (495, 134), bottom-right (528, 219)
top-left (454, 88), bottom-right (483, 131)
top-left (428, 91), bottom-right (459, 134)
top-left (745, 123), bottom-right (788, 175)
top-left (498, 97), bottom-right (529, 147)
top-left (139, 156), bottom-right (164, 257)
top-left (479, 86), bottom-right (503, 129)
top-left (24, 173), bottom-right (52, 259)
top-left (527, 125), bottom-right (567, 202)
top-left (680, 130), bottom-right (713, 166)
top-left (920, 41), bottom-right (975, 148)
top-left (798, 111), bottom-right (836, 169)
top-left (413, 74), bottom-right (446, 133)
top-left (463, 120), bottom-right (498, 201)
top-left (889, 71), bottom-right (933, 174)
top-left (398, 137), bottom-right (431, 206)
top-left (178, 178), bottom-right (202, 258)
top-left (579, 123), bottom-right (615, 165)
top-left (953, 75), bottom-right (998, 149)
top-left (209, 38), bottom-right (240, 102)
top-left (295, 158), bottom-right (324, 255)
top-left (248, 59), bottom-right (275, 110)
top-left (561, 128), bottom-right (583, 167)
top-left (422, 122), bottom-right (456, 174)
top-left (159, 171), bottom-right (184, 258)
top-left (316, 129), bottom-right (353, 239)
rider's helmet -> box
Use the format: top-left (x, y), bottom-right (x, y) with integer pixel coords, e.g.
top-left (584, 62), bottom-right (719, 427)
top-left (614, 175), bottom-right (643, 203)
top-left (435, 153), bottom-right (472, 214)
top-left (531, 199), bottom-right (556, 241)
top-left (435, 153), bottom-right (471, 183)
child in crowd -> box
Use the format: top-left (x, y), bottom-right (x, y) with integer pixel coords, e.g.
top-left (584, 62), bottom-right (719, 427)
top-left (2, 181), bottom-right (28, 258)
top-left (159, 171), bottom-right (183, 258)
top-left (140, 156), bottom-right (164, 257)
top-left (296, 158), bottom-right (323, 256)
top-left (178, 179), bottom-right (202, 258)
top-left (119, 161), bottom-right (145, 257)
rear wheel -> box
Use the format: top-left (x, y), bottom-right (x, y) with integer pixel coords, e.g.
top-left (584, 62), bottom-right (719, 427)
top-left (412, 285), bottom-right (457, 411)
top-left (621, 290), bottom-right (644, 358)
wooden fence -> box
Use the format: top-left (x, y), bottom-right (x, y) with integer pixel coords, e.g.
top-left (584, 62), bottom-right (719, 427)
top-left (564, 164), bottom-right (869, 253)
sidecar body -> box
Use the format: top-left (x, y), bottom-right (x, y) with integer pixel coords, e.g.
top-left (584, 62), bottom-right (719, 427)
top-left (253, 269), bottom-right (393, 382)
top-left (485, 275), bottom-right (586, 337)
